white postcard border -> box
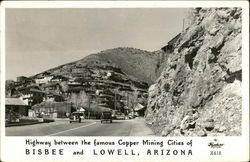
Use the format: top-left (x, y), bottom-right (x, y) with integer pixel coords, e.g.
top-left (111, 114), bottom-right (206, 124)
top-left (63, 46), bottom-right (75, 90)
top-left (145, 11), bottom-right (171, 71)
top-left (0, 1), bottom-right (249, 162)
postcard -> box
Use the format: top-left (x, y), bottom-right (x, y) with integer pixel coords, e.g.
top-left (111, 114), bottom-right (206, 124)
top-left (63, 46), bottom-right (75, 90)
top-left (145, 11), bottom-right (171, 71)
top-left (0, 1), bottom-right (249, 161)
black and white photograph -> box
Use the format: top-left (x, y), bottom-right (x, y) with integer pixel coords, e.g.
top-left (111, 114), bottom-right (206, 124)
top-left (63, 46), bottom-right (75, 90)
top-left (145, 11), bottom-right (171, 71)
top-left (4, 7), bottom-right (243, 137)
top-left (0, 1), bottom-right (249, 162)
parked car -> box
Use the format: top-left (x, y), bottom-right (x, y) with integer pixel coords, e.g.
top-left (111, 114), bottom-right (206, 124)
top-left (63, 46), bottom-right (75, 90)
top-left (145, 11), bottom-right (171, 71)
top-left (114, 112), bottom-right (126, 120)
top-left (111, 110), bottom-right (117, 119)
top-left (128, 113), bottom-right (135, 119)
top-left (100, 111), bottom-right (113, 123)
top-left (69, 112), bottom-right (84, 123)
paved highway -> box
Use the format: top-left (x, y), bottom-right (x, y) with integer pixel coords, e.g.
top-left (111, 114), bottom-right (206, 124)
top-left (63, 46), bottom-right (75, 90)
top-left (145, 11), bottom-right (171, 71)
top-left (5, 118), bottom-right (155, 136)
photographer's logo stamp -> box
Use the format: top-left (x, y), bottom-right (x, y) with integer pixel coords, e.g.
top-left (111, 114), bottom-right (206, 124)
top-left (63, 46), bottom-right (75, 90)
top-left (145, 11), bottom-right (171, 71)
top-left (208, 139), bottom-right (224, 155)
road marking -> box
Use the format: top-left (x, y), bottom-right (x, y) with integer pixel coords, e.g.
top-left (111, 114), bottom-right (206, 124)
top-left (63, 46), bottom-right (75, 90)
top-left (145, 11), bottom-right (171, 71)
top-left (47, 122), bottom-right (97, 136)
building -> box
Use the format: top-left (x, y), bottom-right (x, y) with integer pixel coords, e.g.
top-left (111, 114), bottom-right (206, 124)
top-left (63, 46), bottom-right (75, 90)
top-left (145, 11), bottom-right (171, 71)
top-left (17, 85), bottom-right (46, 106)
top-left (161, 33), bottom-right (181, 53)
top-left (5, 80), bottom-right (16, 97)
top-left (45, 91), bottom-right (64, 102)
top-left (32, 101), bottom-right (74, 118)
top-left (82, 104), bottom-right (112, 119)
top-left (12, 76), bottom-right (35, 89)
top-left (50, 75), bottom-right (68, 83)
top-left (72, 67), bottom-right (91, 74)
top-left (134, 103), bottom-right (146, 116)
top-left (16, 76), bottom-right (28, 82)
top-left (42, 83), bottom-right (63, 94)
top-left (35, 75), bottom-right (53, 85)
top-left (5, 98), bottom-right (31, 122)
top-left (68, 79), bottom-right (82, 86)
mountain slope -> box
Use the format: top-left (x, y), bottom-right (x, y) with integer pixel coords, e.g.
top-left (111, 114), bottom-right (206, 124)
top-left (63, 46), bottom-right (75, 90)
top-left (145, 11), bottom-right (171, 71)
top-left (80, 47), bottom-right (160, 84)
top-left (36, 47), bottom-right (162, 85)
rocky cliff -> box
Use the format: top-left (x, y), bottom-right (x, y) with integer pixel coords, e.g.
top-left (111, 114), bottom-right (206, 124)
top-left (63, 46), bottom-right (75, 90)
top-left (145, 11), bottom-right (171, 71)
top-left (145, 8), bottom-right (242, 136)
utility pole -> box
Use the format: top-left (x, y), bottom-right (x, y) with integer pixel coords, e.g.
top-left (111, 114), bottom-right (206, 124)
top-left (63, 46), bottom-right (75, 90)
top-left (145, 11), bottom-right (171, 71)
top-left (70, 102), bottom-right (73, 113)
top-left (88, 95), bottom-right (91, 119)
top-left (127, 92), bottom-right (129, 108)
top-left (182, 18), bottom-right (185, 32)
top-left (88, 95), bottom-right (91, 109)
top-left (127, 92), bottom-right (130, 115)
top-left (114, 87), bottom-right (119, 111)
top-left (114, 92), bottom-right (116, 111)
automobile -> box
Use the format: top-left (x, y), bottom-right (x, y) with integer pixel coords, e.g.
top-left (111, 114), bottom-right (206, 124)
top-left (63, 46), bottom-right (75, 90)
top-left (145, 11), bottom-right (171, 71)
top-left (114, 112), bottom-right (126, 120)
top-left (100, 111), bottom-right (113, 123)
top-left (134, 112), bottom-right (139, 117)
top-left (69, 112), bottom-right (84, 123)
top-left (111, 110), bottom-right (117, 119)
top-left (128, 113), bottom-right (135, 119)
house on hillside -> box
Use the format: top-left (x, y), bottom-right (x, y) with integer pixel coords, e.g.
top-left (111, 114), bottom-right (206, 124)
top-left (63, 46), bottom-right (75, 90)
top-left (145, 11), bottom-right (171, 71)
top-left (75, 62), bottom-right (88, 68)
top-left (66, 87), bottom-right (85, 95)
top-left (72, 67), bottom-right (89, 74)
top-left (50, 75), bottom-right (68, 83)
top-left (16, 76), bottom-right (34, 85)
top-left (66, 79), bottom-right (84, 95)
top-left (45, 91), bottom-right (64, 102)
top-left (91, 69), bottom-right (103, 79)
top-left (42, 83), bottom-right (63, 94)
top-left (41, 82), bottom-right (65, 102)
top-left (16, 76), bottom-right (28, 82)
top-left (68, 79), bottom-right (81, 86)
top-left (35, 75), bottom-right (53, 85)
top-left (97, 91), bottom-right (115, 108)
top-left (11, 76), bottom-right (35, 90)
top-left (83, 87), bottom-right (96, 94)
top-left (13, 81), bottom-right (24, 89)
top-left (18, 85), bottom-right (46, 106)
top-left (161, 33), bottom-right (181, 53)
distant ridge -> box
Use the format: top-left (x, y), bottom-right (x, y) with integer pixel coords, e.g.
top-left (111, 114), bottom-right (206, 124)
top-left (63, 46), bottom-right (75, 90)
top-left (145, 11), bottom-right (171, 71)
top-left (32, 47), bottom-right (164, 85)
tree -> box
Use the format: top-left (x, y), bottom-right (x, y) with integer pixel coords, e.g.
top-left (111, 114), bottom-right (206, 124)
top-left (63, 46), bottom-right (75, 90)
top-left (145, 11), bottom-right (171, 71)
top-left (69, 91), bottom-right (89, 110)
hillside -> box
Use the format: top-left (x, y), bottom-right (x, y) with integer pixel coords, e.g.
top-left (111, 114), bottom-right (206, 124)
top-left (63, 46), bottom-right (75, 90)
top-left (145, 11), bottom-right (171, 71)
top-left (9, 47), bottom-right (168, 112)
top-left (36, 47), bottom-right (162, 85)
top-left (145, 8), bottom-right (242, 136)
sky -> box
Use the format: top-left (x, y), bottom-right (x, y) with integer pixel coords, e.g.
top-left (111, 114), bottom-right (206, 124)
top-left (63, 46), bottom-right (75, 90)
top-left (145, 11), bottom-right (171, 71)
top-left (5, 8), bottom-right (189, 80)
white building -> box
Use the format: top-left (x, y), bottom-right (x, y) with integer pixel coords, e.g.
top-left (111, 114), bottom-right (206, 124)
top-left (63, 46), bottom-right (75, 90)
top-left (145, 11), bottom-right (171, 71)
top-left (35, 76), bottom-right (53, 84)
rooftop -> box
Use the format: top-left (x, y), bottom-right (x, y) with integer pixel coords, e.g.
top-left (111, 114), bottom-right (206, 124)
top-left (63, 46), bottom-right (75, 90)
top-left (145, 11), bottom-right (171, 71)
top-left (5, 98), bottom-right (28, 106)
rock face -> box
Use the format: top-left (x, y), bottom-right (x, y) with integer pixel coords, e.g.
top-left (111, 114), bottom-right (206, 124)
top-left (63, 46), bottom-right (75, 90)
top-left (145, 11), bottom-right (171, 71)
top-left (145, 8), bottom-right (242, 136)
